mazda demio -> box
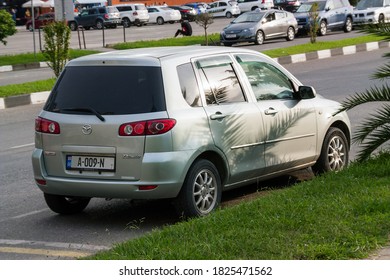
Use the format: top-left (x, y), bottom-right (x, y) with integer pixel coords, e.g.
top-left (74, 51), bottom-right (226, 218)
top-left (32, 46), bottom-right (351, 217)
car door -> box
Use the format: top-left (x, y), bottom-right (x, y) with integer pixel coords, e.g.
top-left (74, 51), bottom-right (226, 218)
top-left (234, 53), bottom-right (317, 173)
top-left (323, 0), bottom-right (338, 29)
top-left (262, 11), bottom-right (281, 38)
top-left (193, 55), bottom-right (266, 185)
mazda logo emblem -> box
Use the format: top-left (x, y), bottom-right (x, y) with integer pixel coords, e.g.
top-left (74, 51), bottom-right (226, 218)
top-left (82, 124), bottom-right (92, 135)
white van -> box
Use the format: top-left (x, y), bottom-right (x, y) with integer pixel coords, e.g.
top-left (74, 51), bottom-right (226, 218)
top-left (114, 3), bottom-right (150, 27)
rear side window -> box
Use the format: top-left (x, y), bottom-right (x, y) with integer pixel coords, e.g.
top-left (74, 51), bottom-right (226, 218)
top-left (45, 66), bottom-right (166, 115)
top-left (177, 63), bottom-right (201, 107)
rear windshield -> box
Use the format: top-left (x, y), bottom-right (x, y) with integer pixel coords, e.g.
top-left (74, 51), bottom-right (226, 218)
top-left (44, 66), bottom-right (166, 115)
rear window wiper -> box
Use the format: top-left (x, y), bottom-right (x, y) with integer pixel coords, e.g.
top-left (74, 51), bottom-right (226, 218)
top-left (54, 107), bottom-right (106, 122)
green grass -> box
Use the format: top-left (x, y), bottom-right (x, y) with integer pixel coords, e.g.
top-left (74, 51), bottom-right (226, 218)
top-left (0, 78), bottom-right (55, 98)
top-left (88, 153), bottom-right (390, 260)
top-left (0, 49), bottom-right (99, 66)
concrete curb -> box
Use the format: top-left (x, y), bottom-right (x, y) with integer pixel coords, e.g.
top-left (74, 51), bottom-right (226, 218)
top-left (1, 41), bottom-right (389, 110)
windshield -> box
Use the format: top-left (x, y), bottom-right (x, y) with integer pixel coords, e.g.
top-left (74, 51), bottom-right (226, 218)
top-left (296, 1), bottom-right (326, 12)
top-left (233, 12), bottom-right (265, 23)
top-left (356, 0), bottom-right (383, 9)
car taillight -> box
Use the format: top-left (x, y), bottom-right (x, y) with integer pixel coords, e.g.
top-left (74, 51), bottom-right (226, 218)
top-left (104, 14), bottom-right (109, 19)
top-left (35, 117), bottom-right (60, 134)
top-left (133, 11), bottom-right (138, 16)
top-left (119, 119), bottom-right (176, 136)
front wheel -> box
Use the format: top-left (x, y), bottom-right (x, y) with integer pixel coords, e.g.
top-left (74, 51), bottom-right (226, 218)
top-left (312, 127), bottom-right (349, 174)
top-left (175, 159), bottom-right (222, 218)
top-left (69, 21), bottom-right (78, 31)
top-left (44, 193), bottom-right (90, 215)
top-left (319, 20), bottom-right (327, 36)
top-left (157, 17), bottom-right (164, 25)
top-left (254, 30), bottom-right (264, 45)
top-left (226, 12), bottom-right (232, 18)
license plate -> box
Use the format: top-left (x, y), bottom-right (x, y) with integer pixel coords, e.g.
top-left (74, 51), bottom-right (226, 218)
top-left (66, 155), bottom-right (115, 171)
top-left (226, 34), bottom-right (236, 38)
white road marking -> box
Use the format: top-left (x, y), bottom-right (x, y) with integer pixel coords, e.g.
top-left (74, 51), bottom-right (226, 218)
top-left (10, 143), bottom-right (34, 149)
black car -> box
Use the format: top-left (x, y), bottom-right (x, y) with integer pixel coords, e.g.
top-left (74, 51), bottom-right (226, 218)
top-left (69, 6), bottom-right (121, 31)
top-left (274, 0), bottom-right (302, 12)
top-left (168, 5), bottom-right (198, 21)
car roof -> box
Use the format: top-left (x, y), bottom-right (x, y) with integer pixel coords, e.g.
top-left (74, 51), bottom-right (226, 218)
top-left (66, 46), bottom-right (266, 67)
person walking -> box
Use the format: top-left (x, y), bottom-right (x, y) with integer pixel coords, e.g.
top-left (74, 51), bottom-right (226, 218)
top-left (174, 20), bottom-right (192, 37)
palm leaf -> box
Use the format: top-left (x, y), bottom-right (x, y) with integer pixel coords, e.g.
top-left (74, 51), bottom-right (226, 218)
top-left (336, 85), bottom-right (390, 113)
top-left (372, 63), bottom-right (390, 80)
top-left (357, 23), bottom-right (390, 41)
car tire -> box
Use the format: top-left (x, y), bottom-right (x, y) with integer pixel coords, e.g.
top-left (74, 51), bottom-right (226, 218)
top-left (286, 26), bottom-right (295, 41)
top-left (254, 30), bottom-right (264, 45)
top-left (312, 127), bottom-right (349, 174)
top-left (69, 21), bottom-right (78, 31)
top-left (319, 20), bottom-right (327, 36)
top-left (122, 18), bottom-right (131, 28)
top-left (157, 17), bottom-right (164, 25)
top-left (44, 193), bottom-right (90, 215)
top-left (343, 17), bottom-right (352, 33)
top-left (378, 14), bottom-right (385, 23)
top-left (226, 12), bottom-right (232, 18)
top-left (95, 19), bottom-right (104, 30)
top-left (175, 159), bottom-right (222, 218)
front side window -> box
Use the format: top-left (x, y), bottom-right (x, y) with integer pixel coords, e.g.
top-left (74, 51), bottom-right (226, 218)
top-left (196, 56), bottom-right (245, 105)
top-left (235, 54), bottom-right (294, 101)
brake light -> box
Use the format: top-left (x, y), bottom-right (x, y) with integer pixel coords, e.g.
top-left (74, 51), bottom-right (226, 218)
top-left (104, 14), bottom-right (109, 19)
top-left (35, 179), bottom-right (47, 185)
top-left (138, 185), bottom-right (158, 191)
top-left (35, 117), bottom-right (60, 134)
top-left (133, 11), bottom-right (138, 16)
top-left (119, 119), bottom-right (176, 136)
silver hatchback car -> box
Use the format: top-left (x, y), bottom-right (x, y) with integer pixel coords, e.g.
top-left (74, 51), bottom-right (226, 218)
top-left (32, 46), bottom-right (350, 217)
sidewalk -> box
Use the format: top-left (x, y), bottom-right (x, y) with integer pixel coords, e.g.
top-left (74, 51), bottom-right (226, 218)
top-left (1, 41), bottom-right (390, 110)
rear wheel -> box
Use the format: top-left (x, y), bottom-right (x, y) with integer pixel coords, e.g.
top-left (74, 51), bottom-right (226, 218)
top-left (95, 19), bottom-right (104, 29)
top-left (44, 193), bottom-right (90, 215)
top-left (286, 26), bottom-right (295, 41)
top-left (254, 30), bottom-right (264, 45)
top-left (175, 159), bottom-right (222, 218)
top-left (69, 21), bottom-right (78, 31)
top-left (343, 17), bottom-right (352, 32)
top-left (122, 18), bottom-right (131, 28)
top-left (226, 12), bottom-right (232, 18)
top-left (312, 127), bottom-right (349, 174)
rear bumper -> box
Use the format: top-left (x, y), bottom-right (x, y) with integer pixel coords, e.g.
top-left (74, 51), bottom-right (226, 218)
top-left (32, 148), bottom-right (190, 199)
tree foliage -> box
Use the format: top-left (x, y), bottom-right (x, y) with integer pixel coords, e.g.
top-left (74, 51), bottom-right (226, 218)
top-left (0, 9), bottom-right (17, 45)
top-left (308, 2), bottom-right (320, 44)
top-left (195, 13), bottom-right (214, 46)
top-left (43, 21), bottom-right (71, 78)
top-left (336, 23), bottom-right (390, 161)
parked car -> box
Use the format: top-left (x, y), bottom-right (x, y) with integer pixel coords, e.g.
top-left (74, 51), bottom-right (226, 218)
top-left (168, 5), bottom-right (198, 21)
top-left (294, 0), bottom-right (353, 36)
top-left (147, 6), bottom-right (181, 25)
top-left (32, 46), bottom-right (351, 217)
top-left (237, 0), bottom-right (274, 13)
top-left (184, 2), bottom-right (208, 13)
top-left (274, 0), bottom-right (301, 12)
top-left (207, 0), bottom-right (241, 18)
top-left (220, 9), bottom-right (298, 45)
top-left (114, 3), bottom-right (150, 27)
top-left (25, 12), bottom-right (55, 31)
top-left (353, 0), bottom-right (390, 25)
top-left (69, 6), bottom-right (121, 31)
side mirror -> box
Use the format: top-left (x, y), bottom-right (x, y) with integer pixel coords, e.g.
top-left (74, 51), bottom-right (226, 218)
top-left (297, 86), bottom-right (316, 99)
